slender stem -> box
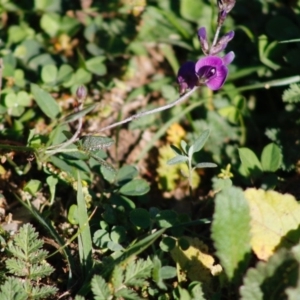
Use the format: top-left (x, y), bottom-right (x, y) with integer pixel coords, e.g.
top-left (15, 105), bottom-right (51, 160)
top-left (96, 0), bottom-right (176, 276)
top-left (45, 101), bottom-right (84, 155)
top-left (0, 59), bottom-right (3, 101)
top-left (0, 144), bottom-right (35, 152)
top-left (211, 24), bottom-right (222, 50)
top-left (188, 156), bottom-right (193, 200)
top-left (45, 117), bottom-right (83, 155)
top-left (89, 87), bottom-right (198, 133)
top-left (45, 148), bottom-right (79, 154)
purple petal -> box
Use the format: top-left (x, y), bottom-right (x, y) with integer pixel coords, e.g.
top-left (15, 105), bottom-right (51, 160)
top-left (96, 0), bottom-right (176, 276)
top-left (195, 56), bottom-right (229, 90)
top-left (222, 51), bottom-right (235, 65)
top-left (177, 61), bottom-right (197, 93)
top-left (210, 31), bottom-right (235, 55)
top-left (198, 27), bottom-right (207, 40)
top-left (206, 65), bottom-right (228, 90)
top-left (197, 27), bottom-right (209, 53)
top-left (195, 56), bottom-right (223, 71)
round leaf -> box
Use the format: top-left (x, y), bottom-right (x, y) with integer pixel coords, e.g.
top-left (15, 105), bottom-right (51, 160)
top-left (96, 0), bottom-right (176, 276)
top-left (160, 237), bottom-right (176, 252)
top-left (129, 208), bottom-right (151, 228)
top-left (119, 179), bottom-right (150, 196)
top-left (41, 64), bottom-right (58, 83)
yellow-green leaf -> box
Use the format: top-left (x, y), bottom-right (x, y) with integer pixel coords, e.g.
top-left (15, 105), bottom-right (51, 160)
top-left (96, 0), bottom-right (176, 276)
top-left (244, 188), bottom-right (300, 261)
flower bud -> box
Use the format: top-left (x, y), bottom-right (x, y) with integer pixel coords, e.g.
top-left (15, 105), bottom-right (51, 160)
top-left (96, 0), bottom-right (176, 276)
top-left (198, 27), bottom-right (209, 55)
top-left (210, 31), bottom-right (234, 55)
top-left (76, 85), bottom-right (87, 101)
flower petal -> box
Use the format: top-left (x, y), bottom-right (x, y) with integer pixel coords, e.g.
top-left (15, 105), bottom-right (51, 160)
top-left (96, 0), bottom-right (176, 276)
top-left (222, 51), bottom-right (235, 65)
top-left (198, 27), bottom-right (209, 54)
top-left (195, 56), bottom-right (223, 71)
top-left (210, 31), bottom-right (235, 55)
top-left (177, 61), bottom-right (198, 93)
top-left (206, 65), bottom-right (228, 90)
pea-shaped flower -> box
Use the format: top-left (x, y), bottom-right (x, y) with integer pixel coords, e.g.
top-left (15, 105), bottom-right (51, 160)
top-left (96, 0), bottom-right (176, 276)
top-left (177, 51), bottom-right (235, 93)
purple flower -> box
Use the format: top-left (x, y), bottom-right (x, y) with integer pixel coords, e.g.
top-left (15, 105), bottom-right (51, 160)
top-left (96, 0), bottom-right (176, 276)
top-left (195, 51), bottom-right (235, 90)
top-left (177, 51), bottom-right (235, 93)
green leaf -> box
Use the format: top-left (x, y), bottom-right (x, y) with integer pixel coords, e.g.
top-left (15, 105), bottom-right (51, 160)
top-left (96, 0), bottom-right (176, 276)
top-left (76, 174), bottom-right (93, 275)
top-left (63, 103), bottom-right (96, 123)
top-left (159, 236), bottom-right (176, 252)
top-left (46, 175), bottom-right (58, 205)
top-left (129, 208), bottom-right (151, 229)
top-left (67, 204), bottom-right (79, 225)
top-left (194, 162), bottom-right (217, 169)
top-left (189, 282), bottom-right (205, 300)
top-left (34, 0), bottom-right (61, 12)
top-left (238, 147), bottom-right (263, 178)
top-left (211, 186), bottom-right (251, 281)
top-left (75, 68), bottom-right (92, 85)
top-left (124, 257), bottom-right (153, 286)
top-left (31, 84), bottom-right (60, 119)
top-left (212, 178), bottom-right (232, 191)
top-left (282, 83), bottom-right (300, 103)
top-left (91, 275), bottom-right (111, 300)
top-left (57, 64), bottom-right (73, 83)
top-left (152, 256), bottom-right (167, 290)
top-left (119, 179), bottom-right (150, 196)
top-left (240, 248), bottom-right (298, 300)
top-left (110, 226), bottom-right (126, 243)
top-left (261, 143), bottom-right (282, 172)
top-left (170, 144), bottom-right (183, 156)
top-left (155, 210), bottom-right (178, 228)
top-left (180, 140), bottom-right (188, 153)
top-left (41, 64), bottom-right (58, 83)
top-left (93, 229), bottom-right (110, 248)
top-left (180, 0), bottom-right (206, 22)
top-left (85, 56), bottom-right (107, 76)
top-left (103, 228), bottom-right (166, 277)
top-left (0, 277), bottom-right (27, 300)
top-left (191, 129), bottom-right (210, 154)
top-left (80, 135), bottom-right (114, 151)
top-left (115, 288), bottom-right (142, 300)
top-left (23, 179), bottom-right (42, 195)
top-left (167, 155), bottom-right (188, 165)
top-left (40, 13), bottom-right (60, 37)
top-left (116, 165), bottom-right (138, 185)
top-left (160, 266), bottom-right (176, 279)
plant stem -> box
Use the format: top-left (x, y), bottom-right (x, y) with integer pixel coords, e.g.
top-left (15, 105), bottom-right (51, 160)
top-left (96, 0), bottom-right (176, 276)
top-left (91, 87), bottom-right (198, 133)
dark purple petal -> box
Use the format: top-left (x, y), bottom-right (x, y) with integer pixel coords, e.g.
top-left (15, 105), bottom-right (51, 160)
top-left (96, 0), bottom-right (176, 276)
top-left (177, 61), bottom-right (197, 93)
top-left (197, 27), bottom-right (209, 54)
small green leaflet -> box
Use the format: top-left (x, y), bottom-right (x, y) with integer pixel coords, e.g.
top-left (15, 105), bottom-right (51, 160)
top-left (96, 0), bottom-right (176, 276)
top-left (80, 135), bottom-right (115, 151)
